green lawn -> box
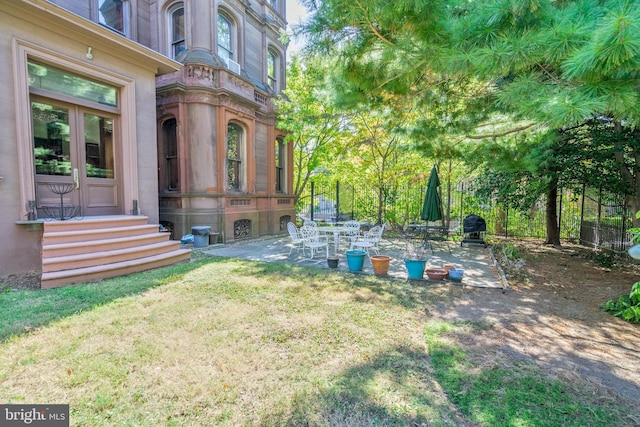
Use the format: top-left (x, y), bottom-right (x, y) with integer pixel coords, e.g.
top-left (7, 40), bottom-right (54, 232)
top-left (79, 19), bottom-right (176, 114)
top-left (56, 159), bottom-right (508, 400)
top-left (0, 257), bottom-right (632, 426)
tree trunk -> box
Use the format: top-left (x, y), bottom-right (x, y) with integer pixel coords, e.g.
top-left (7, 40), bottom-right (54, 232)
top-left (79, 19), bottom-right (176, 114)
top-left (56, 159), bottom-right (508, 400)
top-left (544, 181), bottom-right (561, 246)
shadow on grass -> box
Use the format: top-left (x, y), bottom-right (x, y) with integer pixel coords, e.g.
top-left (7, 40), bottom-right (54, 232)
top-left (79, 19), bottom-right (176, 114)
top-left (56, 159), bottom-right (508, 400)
top-left (258, 345), bottom-right (460, 427)
top-left (424, 321), bottom-right (633, 427)
top-left (0, 258), bottom-right (217, 342)
top-left (1, 256), bottom-right (444, 343)
top-left (223, 256), bottom-right (445, 311)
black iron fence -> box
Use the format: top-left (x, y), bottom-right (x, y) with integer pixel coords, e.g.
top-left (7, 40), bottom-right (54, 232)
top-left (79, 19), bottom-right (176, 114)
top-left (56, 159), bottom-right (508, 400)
top-left (296, 180), bottom-right (633, 254)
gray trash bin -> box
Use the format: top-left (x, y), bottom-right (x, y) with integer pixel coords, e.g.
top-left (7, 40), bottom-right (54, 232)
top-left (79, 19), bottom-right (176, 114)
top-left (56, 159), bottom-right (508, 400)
top-left (192, 226), bottom-right (211, 248)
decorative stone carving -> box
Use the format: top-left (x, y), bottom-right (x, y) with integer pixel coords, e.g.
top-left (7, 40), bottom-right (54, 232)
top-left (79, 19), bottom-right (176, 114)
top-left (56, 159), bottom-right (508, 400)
top-left (225, 73), bottom-right (253, 91)
top-left (234, 219), bottom-right (251, 239)
top-left (185, 64), bottom-right (216, 82)
top-left (254, 91), bottom-right (268, 106)
top-left (279, 215), bottom-right (291, 231)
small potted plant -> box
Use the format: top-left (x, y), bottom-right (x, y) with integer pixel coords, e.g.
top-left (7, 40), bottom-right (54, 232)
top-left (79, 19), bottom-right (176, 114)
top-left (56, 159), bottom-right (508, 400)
top-left (402, 243), bottom-right (429, 280)
top-left (327, 255), bottom-right (339, 268)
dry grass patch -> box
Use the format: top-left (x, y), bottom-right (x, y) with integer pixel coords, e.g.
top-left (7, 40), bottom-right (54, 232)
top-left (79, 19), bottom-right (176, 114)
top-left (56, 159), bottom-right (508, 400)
top-left (1, 258), bottom-right (459, 426)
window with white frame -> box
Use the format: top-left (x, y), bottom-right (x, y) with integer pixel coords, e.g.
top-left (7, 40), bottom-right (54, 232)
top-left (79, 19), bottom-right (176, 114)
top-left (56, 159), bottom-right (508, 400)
top-left (98, 0), bottom-right (130, 35)
top-left (217, 12), bottom-right (234, 63)
top-left (267, 49), bottom-right (277, 91)
top-left (227, 123), bottom-right (244, 191)
top-left (168, 3), bottom-right (185, 59)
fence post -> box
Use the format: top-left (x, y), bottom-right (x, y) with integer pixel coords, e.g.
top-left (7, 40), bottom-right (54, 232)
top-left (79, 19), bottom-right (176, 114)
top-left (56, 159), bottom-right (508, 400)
top-left (558, 189), bottom-right (563, 240)
top-left (310, 181), bottom-right (315, 222)
top-left (580, 183), bottom-right (586, 245)
top-left (621, 198), bottom-right (628, 252)
top-left (336, 181), bottom-right (340, 222)
top-left (596, 187), bottom-right (602, 249)
top-left (351, 185), bottom-right (355, 220)
top-left (459, 182), bottom-right (464, 227)
top-left (505, 206), bottom-right (509, 238)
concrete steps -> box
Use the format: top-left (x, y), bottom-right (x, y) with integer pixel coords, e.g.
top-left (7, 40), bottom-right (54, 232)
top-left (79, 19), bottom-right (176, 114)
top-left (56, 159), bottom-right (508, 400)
top-left (41, 216), bottom-right (191, 288)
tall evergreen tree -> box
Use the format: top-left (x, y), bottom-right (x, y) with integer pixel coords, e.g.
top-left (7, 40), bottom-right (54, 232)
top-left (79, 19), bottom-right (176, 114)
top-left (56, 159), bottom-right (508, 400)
top-left (301, 0), bottom-right (640, 240)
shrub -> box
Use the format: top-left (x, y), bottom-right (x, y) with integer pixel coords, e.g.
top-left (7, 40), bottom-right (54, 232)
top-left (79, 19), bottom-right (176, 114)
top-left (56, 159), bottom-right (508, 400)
top-left (603, 282), bottom-right (640, 323)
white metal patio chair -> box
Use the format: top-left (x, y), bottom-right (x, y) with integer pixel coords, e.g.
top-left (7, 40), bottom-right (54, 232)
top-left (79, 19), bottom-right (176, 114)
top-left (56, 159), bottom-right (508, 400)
top-left (367, 223), bottom-right (386, 251)
top-left (299, 225), bottom-right (329, 260)
top-left (350, 224), bottom-right (385, 257)
top-left (286, 222), bottom-right (306, 256)
top-left (339, 220), bottom-right (361, 247)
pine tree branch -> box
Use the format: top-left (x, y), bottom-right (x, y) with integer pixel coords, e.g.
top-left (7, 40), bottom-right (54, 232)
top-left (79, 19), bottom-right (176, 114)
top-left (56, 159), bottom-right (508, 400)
top-left (354, 0), bottom-right (395, 46)
top-left (465, 123), bottom-right (537, 139)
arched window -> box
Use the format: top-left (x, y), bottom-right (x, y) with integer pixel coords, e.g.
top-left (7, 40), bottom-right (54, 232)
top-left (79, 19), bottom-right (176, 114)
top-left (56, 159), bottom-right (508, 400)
top-left (267, 49), bottom-right (277, 91)
top-left (227, 123), bottom-right (244, 191)
top-left (217, 13), bottom-right (234, 62)
top-left (162, 118), bottom-right (179, 191)
top-left (168, 3), bottom-right (185, 59)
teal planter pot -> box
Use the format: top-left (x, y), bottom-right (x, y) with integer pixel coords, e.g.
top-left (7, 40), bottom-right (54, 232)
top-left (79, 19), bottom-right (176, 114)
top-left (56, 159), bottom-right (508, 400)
top-left (404, 259), bottom-right (427, 279)
top-left (345, 250), bottom-right (366, 272)
top-left (449, 268), bottom-right (464, 282)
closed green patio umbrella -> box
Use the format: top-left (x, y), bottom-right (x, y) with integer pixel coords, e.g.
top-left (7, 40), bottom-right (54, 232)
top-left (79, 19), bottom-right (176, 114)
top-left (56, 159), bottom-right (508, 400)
top-left (421, 165), bottom-right (443, 222)
top-left (420, 165), bottom-right (443, 251)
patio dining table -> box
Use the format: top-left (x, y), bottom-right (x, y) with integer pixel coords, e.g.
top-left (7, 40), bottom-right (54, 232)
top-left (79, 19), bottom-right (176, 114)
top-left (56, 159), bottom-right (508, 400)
top-left (317, 225), bottom-right (353, 255)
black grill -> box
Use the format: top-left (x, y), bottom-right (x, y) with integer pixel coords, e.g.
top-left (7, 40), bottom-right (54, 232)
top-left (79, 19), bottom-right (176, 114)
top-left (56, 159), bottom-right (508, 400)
top-left (463, 214), bottom-right (486, 233)
top-left (461, 214), bottom-right (487, 247)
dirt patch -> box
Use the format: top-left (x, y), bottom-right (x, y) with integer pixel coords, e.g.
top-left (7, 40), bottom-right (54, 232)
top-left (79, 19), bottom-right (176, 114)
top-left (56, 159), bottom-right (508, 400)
top-left (431, 238), bottom-right (640, 411)
top-left (1, 271), bottom-right (41, 290)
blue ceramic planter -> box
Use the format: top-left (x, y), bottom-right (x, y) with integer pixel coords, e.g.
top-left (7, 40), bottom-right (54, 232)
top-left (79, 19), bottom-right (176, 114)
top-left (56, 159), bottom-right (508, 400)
top-left (346, 250), bottom-right (366, 271)
top-left (449, 268), bottom-right (464, 282)
top-left (404, 259), bottom-right (427, 279)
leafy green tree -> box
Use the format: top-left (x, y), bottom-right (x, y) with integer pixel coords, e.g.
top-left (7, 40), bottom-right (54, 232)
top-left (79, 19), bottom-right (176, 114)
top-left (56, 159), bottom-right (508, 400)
top-left (342, 99), bottom-right (412, 224)
top-left (275, 56), bottom-right (345, 204)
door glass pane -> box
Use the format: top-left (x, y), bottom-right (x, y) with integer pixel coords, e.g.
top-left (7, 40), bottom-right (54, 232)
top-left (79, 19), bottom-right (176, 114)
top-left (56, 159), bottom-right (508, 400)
top-left (32, 102), bottom-right (71, 176)
top-left (84, 114), bottom-right (115, 178)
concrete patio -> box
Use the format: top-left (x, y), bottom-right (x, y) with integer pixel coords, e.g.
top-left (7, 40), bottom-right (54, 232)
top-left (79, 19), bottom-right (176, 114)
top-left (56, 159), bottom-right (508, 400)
top-left (196, 235), bottom-right (507, 289)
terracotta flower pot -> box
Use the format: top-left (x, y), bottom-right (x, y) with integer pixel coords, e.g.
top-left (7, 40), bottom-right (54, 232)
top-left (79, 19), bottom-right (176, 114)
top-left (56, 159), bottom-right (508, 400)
top-left (426, 268), bottom-right (447, 280)
top-left (371, 255), bottom-right (392, 275)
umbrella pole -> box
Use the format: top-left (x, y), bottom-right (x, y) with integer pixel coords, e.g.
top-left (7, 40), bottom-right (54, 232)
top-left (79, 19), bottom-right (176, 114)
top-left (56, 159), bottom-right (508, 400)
top-left (423, 222), bottom-right (434, 254)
